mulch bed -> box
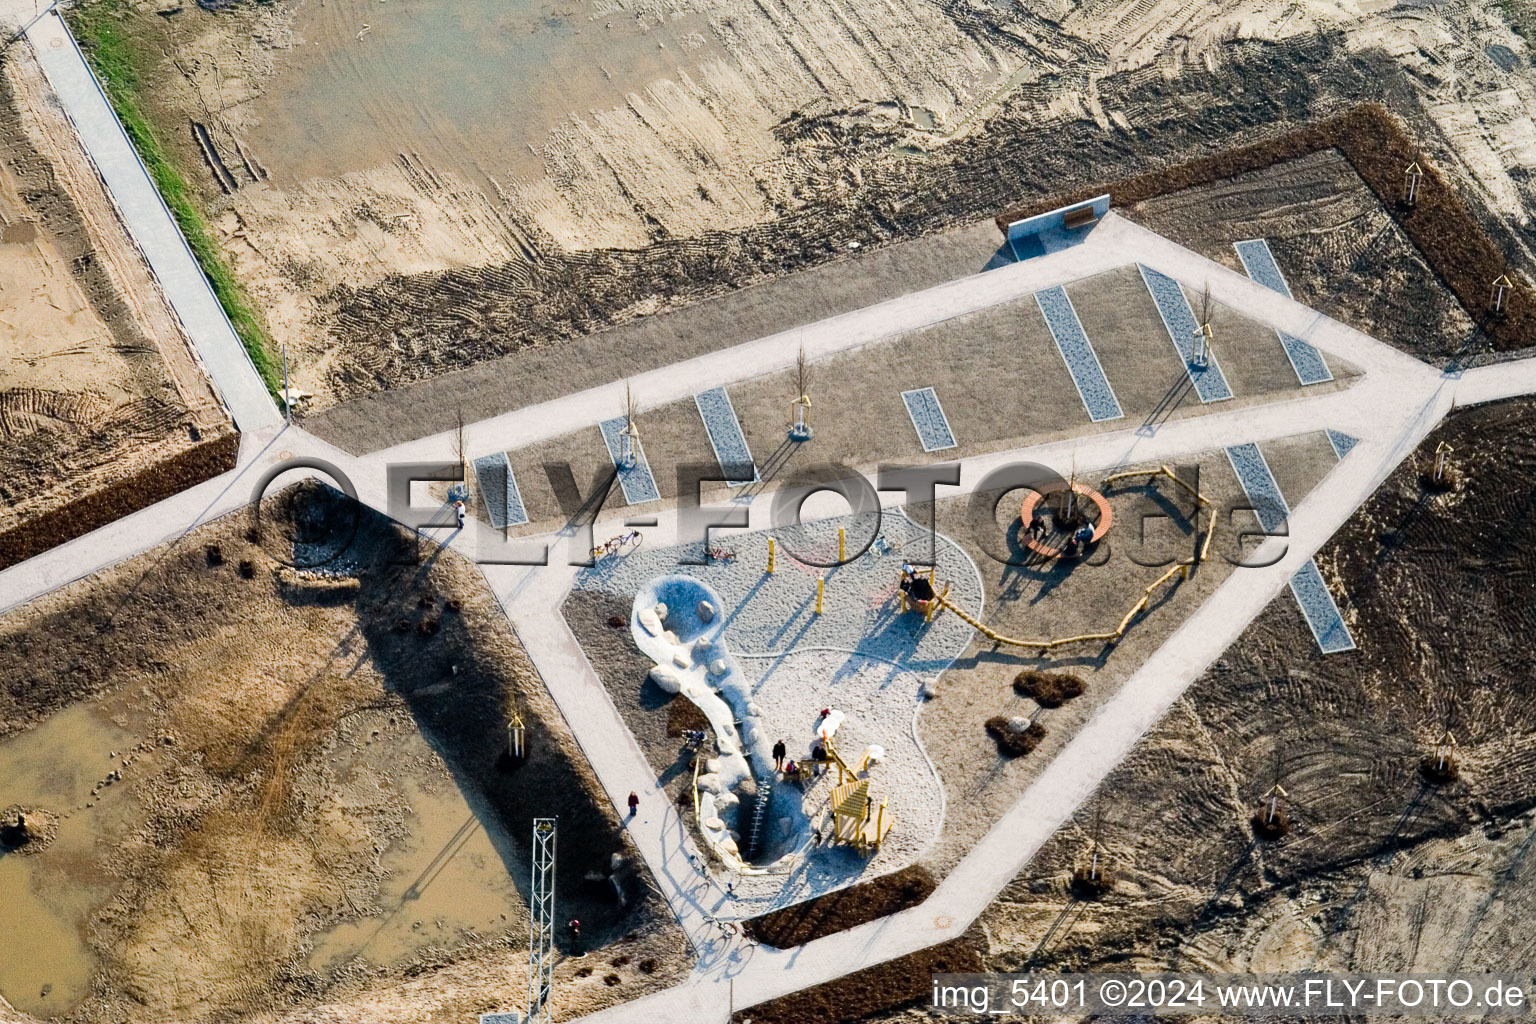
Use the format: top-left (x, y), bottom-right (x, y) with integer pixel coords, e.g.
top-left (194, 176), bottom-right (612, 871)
top-left (986, 716), bottom-right (1046, 757)
top-left (0, 431), bottom-right (239, 571)
top-left (743, 865), bottom-right (937, 948)
top-left (995, 104), bottom-right (1532, 351)
top-left (1013, 670), bottom-right (1085, 708)
top-left (732, 937), bottom-right (983, 1024)
top-left (665, 695), bottom-right (708, 736)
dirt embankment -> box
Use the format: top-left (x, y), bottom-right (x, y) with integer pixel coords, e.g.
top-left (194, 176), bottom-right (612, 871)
top-left (971, 396), bottom-right (1536, 980)
top-left (0, 43), bottom-right (231, 549)
top-left (0, 483), bottom-right (686, 1024)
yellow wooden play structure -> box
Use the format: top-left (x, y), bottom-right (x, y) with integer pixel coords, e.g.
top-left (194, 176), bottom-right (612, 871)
top-left (822, 736), bottom-right (893, 854)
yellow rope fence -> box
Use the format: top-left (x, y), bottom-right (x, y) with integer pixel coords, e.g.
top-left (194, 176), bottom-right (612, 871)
top-left (933, 466), bottom-right (1215, 651)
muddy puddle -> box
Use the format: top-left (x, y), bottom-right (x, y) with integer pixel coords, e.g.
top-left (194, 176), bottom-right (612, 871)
top-left (308, 768), bottom-right (525, 972)
top-left (0, 704), bottom-right (142, 1017)
top-left (249, 0), bottom-right (723, 184)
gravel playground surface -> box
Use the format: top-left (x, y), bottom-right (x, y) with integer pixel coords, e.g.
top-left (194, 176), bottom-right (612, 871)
top-left (568, 511), bottom-right (982, 911)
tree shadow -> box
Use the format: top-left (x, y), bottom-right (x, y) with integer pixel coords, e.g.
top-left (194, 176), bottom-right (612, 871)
top-left (1136, 367), bottom-right (1198, 437)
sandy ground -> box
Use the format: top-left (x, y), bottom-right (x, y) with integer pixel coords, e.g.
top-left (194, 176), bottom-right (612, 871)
top-left (565, 512), bottom-right (979, 909)
top-left (479, 268), bottom-right (1357, 533)
top-left (77, 0), bottom-right (1536, 412)
top-left (0, 484), bottom-right (687, 1024)
top-left (859, 397), bottom-right (1536, 1006)
top-left (304, 217), bottom-right (1007, 454)
top-left (0, 44), bottom-right (227, 535)
top-left (1122, 148), bottom-right (1479, 364)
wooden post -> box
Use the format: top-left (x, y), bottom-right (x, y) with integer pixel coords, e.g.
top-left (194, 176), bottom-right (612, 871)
top-left (1435, 730), bottom-right (1458, 772)
top-left (507, 715), bottom-right (525, 759)
top-left (767, 537), bottom-right (776, 574)
top-left (837, 527), bottom-right (845, 563)
top-left (815, 576), bottom-right (824, 615)
top-left (1264, 783), bottom-right (1287, 825)
top-left (1493, 274), bottom-right (1512, 315)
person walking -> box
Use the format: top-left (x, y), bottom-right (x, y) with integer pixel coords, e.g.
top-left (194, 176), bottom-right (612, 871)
top-left (627, 791), bottom-right (639, 819)
top-left (772, 739), bottom-right (786, 772)
top-left (454, 499), bottom-right (466, 528)
top-left (569, 918), bottom-right (582, 954)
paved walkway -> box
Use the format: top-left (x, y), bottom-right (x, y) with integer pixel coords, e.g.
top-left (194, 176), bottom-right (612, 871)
top-left (9, 12), bottom-right (282, 431)
top-left (0, 179), bottom-right (1528, 1023)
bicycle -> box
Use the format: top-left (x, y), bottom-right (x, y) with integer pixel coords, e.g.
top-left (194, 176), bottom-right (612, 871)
top-left (700, 912), bottom-right (756, 948)
top-left (589, 529), bottom-right (643, 561)
top-left (707, 545), bottom-right (735, 563)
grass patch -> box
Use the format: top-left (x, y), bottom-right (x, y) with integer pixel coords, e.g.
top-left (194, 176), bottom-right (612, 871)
top-left (64, 0), bottom-right (281, 398)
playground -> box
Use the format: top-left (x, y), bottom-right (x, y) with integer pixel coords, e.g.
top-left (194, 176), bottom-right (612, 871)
top-left (564, 425), bottom-right (1345, 909)
top-left (569, 513), bottom-right (975, 910)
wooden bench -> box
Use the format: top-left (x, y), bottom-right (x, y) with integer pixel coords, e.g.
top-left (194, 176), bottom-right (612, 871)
top-left (1019, 483), bottom-right (1114, 558)
top-left (1063, 206), bottom-right (1099, 230)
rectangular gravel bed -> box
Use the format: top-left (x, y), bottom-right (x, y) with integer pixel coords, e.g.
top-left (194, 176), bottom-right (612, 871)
top-left (1034, 285), bottom-right (1124, 423)
top-left (901, 386), bottom-right (958, 452)
top-left (1140, 264), bottom-right (1234, 403)
top-left (599, 416), bottom-right (661, 504)
top-left (472, 452), bottom-right (529, 528)
top-left (1234, 239), bottom-right (1333, 386)
top-left (693, 386), bottom-right (757, 483)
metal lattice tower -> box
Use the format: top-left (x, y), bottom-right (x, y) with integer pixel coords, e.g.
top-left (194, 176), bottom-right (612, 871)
top-left (527, 817), bottom-right (558, 1023)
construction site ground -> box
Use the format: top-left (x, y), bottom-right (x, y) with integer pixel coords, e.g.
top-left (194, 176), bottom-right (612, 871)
top-left (64, 0), bottom-right (1536, 418)
top-left (917, 396), bottom-right (1536, 1003)
top-left (0, 44), bottom-right (227, 539)
top-left (0, 483), bottom-right (687, 1023)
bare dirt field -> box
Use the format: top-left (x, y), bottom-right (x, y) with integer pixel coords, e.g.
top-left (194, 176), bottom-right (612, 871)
top-left (0, 483), bottom-right (686, 1024)
top-left (67, 0), bottom-right (1535, 416)
top-left (886, 396), bottom-right (1536, 1002)
top-left (486, 274), bottom-right (1356, 533)
top-left (0, 46), bottom-right (227, 541)
top-left (1122, 148), bottom-right (1479, 364)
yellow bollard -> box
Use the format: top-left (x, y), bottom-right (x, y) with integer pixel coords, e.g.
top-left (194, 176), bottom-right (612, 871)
top-left (837, 527), bottom-right (845, 563)
top-left (815, 576), bottom-right (824, 615)
top-left (767, 537), bottom-right (776, 574)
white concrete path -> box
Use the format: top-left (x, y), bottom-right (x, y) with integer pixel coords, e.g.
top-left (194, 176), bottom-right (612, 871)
top-left (9, 14), bottom-right (282, 430)
top-left (0, 194), bottom-right (1528, 1024)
